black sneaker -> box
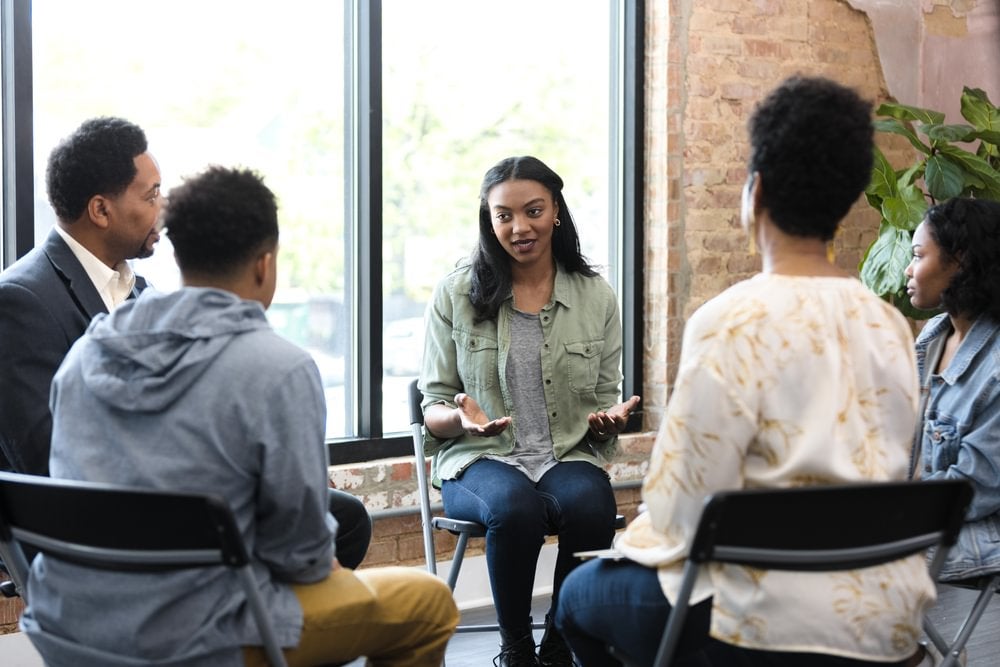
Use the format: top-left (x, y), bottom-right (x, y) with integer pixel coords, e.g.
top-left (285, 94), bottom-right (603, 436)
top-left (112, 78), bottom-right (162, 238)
top-left (537, 614), bottom-right (574, 667)
top-left (494, 633), bottom-right (541, 667)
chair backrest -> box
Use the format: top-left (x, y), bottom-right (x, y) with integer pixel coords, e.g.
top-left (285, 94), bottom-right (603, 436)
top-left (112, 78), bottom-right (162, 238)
top-left (0, 470), bottom-right (288, 667)
top-left (654, 479), bottom-right (973, 667)
top-left (689, 480), bottom-right (972, 571)
top-left (408, 378), bottom-right (438, 575)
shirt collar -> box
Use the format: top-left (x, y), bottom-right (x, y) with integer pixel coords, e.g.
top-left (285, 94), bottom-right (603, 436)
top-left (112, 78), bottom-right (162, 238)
top-left (936, 316), bottom-right (1000, 385)
top-left (54, 224), bottom-right (136, 310)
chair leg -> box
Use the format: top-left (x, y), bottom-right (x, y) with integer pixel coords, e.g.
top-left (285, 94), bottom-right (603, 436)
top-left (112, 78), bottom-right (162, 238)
top-left (925, 574), bottom-right (1000, 667)
top-left (446, 532), bottom-right (470, 592)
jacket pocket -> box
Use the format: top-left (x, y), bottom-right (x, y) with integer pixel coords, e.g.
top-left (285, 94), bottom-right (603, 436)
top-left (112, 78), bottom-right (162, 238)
top-left (565, 339), bottom-right (604, 394)
top-left (925, 418), bottom-right (961, 473)
top-left (453, 329), bottom-right (499, 390)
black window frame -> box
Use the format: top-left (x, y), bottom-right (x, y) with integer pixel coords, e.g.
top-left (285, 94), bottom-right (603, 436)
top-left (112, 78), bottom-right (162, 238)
top-left (0, 0), bottom-right (644, 465)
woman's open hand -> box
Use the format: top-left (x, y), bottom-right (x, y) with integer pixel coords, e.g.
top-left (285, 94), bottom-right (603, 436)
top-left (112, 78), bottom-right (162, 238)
top-left (588, 395), bottom-right (641, 440)
top-left (455, 392), bottom-right (512, 437)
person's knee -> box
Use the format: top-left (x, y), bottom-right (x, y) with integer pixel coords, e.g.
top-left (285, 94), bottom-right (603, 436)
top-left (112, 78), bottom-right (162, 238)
top-left (328, 489), bottom-right (372, 569)
top-left (363, 567), bottom-right (460, 629)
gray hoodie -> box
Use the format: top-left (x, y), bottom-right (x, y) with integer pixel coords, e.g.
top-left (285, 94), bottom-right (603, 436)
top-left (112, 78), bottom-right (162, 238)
top-left (22, 287), bottom-right (336, 667)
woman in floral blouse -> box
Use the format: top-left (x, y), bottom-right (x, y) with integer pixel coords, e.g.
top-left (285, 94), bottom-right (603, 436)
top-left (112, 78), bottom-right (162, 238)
top-left (555, 76), bottom-right (932, 666)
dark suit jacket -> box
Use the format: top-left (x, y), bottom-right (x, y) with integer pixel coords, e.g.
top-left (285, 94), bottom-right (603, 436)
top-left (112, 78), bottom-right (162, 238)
top-left (0, 228), bottom-right (147, 474)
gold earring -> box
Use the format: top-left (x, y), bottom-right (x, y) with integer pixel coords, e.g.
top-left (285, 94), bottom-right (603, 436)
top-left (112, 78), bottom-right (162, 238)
top-left (826, 241), bottom-right (836, 263)
top-left (554, 217), bottom-right (561, 227)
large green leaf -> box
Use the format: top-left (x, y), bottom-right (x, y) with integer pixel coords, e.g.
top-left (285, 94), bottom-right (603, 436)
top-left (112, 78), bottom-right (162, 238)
top-left (961, 87), bottom-right (1000, 133)
top-left (925, 123), bottom-right (977, 143)
top-left (897, 162), bottom-right (923, 188)
top-left (876, 101), bottom-right (946, 125)
top-left (881, 184), bottom-right (927, 230)
top-left (969, 129), bottom-right (1000, 147)
top-left (937, 144), bottom-right (1000, 199)
top-left (860, 222), bottom-right (913, 297)
top-left (924, 154), bottom-right (966, 200)
top-left (873, 118), bottom-right (931, 154)
top-left (866, 146), bottom-right (899, 199)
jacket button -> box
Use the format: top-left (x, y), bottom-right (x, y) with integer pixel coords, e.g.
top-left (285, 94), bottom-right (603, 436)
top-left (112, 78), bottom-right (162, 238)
top-left (931, 430), bottom-right (942, 442)
top-left (925, 465), bottom-right (932, 473)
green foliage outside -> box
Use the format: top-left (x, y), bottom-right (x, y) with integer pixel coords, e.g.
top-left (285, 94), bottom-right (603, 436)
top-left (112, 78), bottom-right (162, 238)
top-left (860, 87), bottom-right (1000, 319)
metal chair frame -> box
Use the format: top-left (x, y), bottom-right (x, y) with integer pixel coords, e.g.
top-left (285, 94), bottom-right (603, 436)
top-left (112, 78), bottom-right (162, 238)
top-left (923, 572), bottom-right (1000, 667)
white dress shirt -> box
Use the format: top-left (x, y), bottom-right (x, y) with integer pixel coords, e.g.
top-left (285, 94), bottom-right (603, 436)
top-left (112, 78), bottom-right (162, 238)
top-left (54, 224), bottom-right (136, 310)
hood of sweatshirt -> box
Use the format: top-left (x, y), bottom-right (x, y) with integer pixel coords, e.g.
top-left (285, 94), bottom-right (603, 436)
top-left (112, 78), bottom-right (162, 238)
top-left (77, 287), bottom-right (271, 413)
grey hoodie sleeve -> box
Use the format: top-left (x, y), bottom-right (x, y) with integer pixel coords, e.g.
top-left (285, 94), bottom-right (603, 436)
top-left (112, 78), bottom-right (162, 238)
top-left (252, 355), bottom-right (335, 583)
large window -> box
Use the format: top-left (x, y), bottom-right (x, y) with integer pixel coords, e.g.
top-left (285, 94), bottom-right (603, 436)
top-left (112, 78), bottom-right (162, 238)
top-left (4, 0), bottom-right (643, 463)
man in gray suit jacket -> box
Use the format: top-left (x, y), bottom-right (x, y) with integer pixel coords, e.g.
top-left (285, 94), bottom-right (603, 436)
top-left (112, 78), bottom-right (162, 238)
top-left (0, 117), bottom-right (161, 475)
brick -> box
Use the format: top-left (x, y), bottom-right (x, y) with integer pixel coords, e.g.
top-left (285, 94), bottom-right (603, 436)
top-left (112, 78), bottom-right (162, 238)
top-left (390, 461), bottom-right (413, 482)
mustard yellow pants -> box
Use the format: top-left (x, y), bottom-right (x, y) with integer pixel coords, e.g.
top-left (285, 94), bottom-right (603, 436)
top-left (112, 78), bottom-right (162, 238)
top-left (243, 566), bottom-right (459, 667)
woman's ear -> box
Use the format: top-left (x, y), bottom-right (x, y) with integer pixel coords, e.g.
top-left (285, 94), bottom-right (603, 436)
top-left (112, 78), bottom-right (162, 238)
top-left (749, 171), bottom-right (763, 214)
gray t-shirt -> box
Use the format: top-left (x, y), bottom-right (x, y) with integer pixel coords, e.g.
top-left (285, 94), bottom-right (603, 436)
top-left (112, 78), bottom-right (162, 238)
top-left (487, 309), bottom-right (557, 482)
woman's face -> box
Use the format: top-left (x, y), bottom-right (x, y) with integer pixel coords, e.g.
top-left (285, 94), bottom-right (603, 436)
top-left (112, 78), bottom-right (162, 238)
top-left (905, 220), bottom-right (958, 311)
top-left (487, 178), bottom-right (558, 268)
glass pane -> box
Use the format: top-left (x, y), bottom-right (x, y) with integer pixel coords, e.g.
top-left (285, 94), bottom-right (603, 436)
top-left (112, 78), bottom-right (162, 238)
top-left (32, 1), bottom-right (349, 439)
top-left (380, 0), bottom-right (614, 433)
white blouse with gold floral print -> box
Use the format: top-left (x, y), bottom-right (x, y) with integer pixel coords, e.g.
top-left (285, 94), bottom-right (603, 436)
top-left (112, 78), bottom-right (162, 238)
top-left (617, 274), bottom-right (932, 662)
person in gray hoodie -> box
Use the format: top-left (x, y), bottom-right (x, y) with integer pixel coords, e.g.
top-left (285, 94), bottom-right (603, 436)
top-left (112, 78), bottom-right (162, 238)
top-left (21, 166), bottom-right (459, 667)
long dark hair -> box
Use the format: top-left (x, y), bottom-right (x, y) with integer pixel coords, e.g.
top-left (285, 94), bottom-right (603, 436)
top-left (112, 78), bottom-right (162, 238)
top-left (469, 156), bottom-right (596, 322)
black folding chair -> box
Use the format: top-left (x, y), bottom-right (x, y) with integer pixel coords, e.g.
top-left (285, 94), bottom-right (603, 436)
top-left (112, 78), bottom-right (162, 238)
top-left (407, 379), bottom-right (625, 635)
top-left (0, 470), bottom-right (289, 667)
top-left (650, 480), bottom-right (973, 667)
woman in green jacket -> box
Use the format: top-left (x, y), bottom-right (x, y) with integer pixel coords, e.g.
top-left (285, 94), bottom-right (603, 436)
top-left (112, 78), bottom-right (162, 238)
top-left (420, 155), bottom-right (640, 667)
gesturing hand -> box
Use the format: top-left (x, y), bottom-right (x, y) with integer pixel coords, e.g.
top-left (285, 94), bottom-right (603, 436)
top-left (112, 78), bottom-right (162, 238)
top-left (588, 395), bottom-right (641, 441)
top-left (455, 392), bottom-right (512, 437)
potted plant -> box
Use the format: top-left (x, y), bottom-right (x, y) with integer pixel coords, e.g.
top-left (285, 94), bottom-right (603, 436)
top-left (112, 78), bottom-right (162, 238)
top-left (859, 87), bottom-right (1000, 318)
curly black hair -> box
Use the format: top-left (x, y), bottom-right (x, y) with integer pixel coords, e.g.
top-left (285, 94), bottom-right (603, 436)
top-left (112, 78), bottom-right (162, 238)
top-left (469, 155), bottom-right (596, 322)
top-left (924, 197), bottom-right (1000, 321)
top-left (748, 76), bottom-right (874, 241)
top-left (45, 117), bottom-right (148, 223)
top-left (164, 166), bottom-right (278, 278)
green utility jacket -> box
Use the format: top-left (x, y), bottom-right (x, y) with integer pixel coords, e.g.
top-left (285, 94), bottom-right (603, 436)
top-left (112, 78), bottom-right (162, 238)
top-left (419, 263), bottom-right (623, 487)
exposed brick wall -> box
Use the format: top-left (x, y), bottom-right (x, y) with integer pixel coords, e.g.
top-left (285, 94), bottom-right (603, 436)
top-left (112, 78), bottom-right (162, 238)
top-left (648, 0), bottom-right (913, 436)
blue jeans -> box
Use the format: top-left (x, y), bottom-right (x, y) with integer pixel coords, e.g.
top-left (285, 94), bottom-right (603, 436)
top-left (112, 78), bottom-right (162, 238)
top-left (441, 459), bottom-right (616, 635)
top-left (556, 559), bottom-right (921, 667)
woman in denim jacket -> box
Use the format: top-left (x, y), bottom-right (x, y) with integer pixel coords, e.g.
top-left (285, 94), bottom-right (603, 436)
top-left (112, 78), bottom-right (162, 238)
top-left (420, 156), bottom-right (640, 666)
top-left (906, 196), bottom-right (1000, 581)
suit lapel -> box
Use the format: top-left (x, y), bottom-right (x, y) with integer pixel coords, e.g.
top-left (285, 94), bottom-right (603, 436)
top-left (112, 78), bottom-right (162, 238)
top-left (41, 228), bottom-right (108, 319)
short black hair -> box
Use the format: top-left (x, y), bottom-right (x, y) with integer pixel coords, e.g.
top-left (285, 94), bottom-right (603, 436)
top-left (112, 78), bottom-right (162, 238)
top-left (164, 166), bottom-right (278, 278)
top-left (748, 76), bottom-right (874, 241)
top-left (46, 117), bottom-right (148, 222)
top-left (924, 197), bottom-right (1000, 321)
